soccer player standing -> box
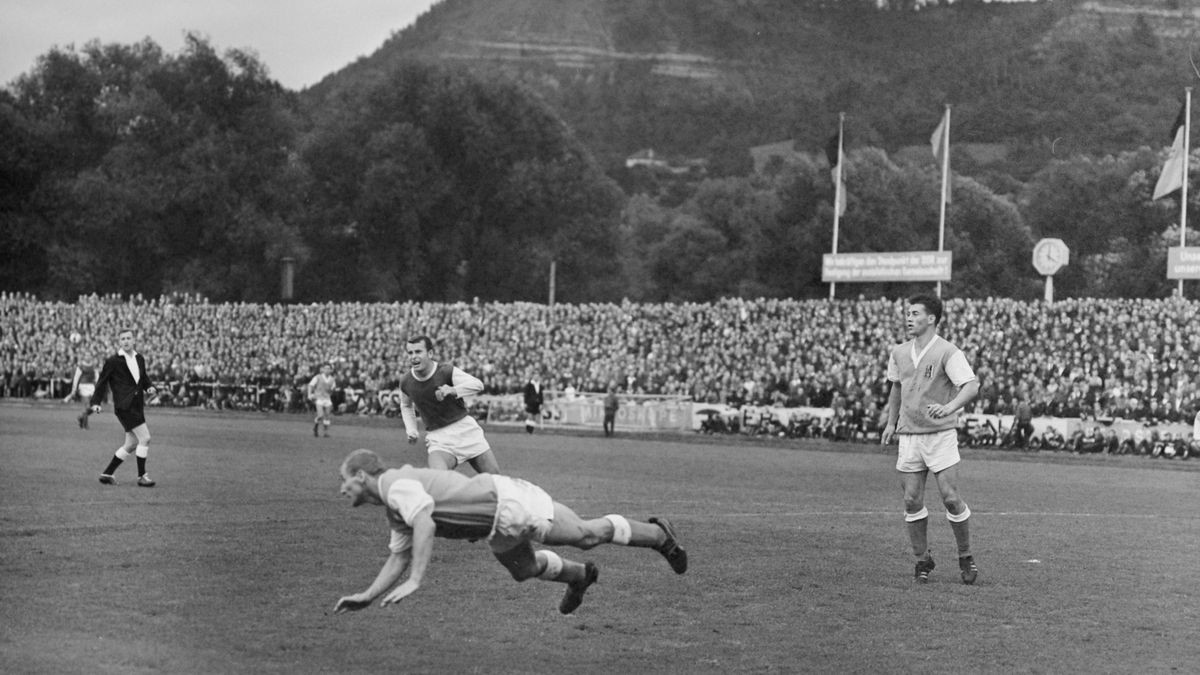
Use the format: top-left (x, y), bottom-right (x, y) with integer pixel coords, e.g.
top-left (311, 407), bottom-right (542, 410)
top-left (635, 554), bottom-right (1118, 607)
top-left (881, 295), bottom-right (981, 585)
top-left (398, 336), bottom-right (500, 474)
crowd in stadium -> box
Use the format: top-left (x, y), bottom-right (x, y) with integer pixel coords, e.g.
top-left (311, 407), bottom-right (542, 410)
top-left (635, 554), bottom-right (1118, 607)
top-left (2, 291), bottom-right (1199, 432)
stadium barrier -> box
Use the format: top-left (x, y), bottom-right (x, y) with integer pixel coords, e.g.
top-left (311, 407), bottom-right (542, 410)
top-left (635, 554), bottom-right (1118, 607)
top-left (460, 392), bottom-right (694, 433)
top-left (958, 412), bottom-right (1195, 446)
top-left (22, 378), bottom-right (1200, 449)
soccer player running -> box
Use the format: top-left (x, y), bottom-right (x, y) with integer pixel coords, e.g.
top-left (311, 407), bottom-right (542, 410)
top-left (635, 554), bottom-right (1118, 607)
top-left (66, 353), bottom-right (99, 428)
top-left (308, 363), bottom-right (338, 437)
top-left (332, 449), bottom-right (687, 615)
top-left (90, 329), bottom-right (159, 487)
top-left (398, 336), bottom-right (500, 474)
top-left (881, 295), bottom-right (981, 585)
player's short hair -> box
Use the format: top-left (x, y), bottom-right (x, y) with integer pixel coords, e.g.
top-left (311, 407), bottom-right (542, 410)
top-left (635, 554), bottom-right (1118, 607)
top-left (341, 449), bottom-right (386, 477)
top-left (405, 335), bottom-right (435, 351)
top-left (907, 294), bottom-right (943, 324)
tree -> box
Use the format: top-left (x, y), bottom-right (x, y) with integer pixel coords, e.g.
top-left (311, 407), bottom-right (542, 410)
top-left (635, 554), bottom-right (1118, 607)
top-left (300, 61), bottom-right (624, 302)
top-left (1021, 148), bottom-right (1180, 297)
top-left (1, 35), bottom-right (306, 300)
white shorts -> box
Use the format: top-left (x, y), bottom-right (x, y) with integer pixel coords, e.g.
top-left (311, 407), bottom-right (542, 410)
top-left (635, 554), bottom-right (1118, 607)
top-left (78, 383), bottom-right (95, 398)
top-left (896, 429), bottom-right (961, 473)
top-left (426, 415), bottom-right (491, 463)
top-left (313, 396), bottom-right (333, 409)
top-left (487, 474), bottom-right (554, 553)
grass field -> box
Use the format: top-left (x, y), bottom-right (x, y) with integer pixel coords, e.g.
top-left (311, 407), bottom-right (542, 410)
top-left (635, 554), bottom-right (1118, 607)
top-left (2, 402), bottom-right (1198, 674)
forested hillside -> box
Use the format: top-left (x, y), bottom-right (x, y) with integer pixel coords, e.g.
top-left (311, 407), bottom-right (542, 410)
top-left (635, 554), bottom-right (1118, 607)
top-left (307, 0), bottom-right (1200, 177)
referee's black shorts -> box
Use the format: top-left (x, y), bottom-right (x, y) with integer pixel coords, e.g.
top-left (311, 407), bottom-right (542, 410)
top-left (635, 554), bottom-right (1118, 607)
top-left (115, 406), bottom-right (147, 432)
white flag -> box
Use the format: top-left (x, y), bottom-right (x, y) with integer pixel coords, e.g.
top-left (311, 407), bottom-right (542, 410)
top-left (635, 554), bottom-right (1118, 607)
top-left (931, 108), bottom-right (951, 204)
top-left (1154, 120), bottom-right (1186, 200)
top-left (930, 109), bottom-right (949, 162)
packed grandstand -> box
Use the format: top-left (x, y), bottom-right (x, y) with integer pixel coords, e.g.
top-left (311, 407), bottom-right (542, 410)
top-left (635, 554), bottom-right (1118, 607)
top-left (2, 292), bottom-right (1198, 449)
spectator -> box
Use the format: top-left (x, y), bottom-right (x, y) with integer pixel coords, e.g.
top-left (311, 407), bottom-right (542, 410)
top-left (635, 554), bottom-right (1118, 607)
top-left (1, 293), bottom-right (1198, 437)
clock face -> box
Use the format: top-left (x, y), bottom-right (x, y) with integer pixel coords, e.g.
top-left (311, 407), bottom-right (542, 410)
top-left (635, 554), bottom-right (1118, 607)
top-left (1033, 239), bottom-right (1067, 276)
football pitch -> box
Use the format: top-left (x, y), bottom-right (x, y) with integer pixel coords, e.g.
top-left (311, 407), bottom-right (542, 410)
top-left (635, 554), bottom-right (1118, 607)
top-left (2, 402), bottom-right (1197, 674)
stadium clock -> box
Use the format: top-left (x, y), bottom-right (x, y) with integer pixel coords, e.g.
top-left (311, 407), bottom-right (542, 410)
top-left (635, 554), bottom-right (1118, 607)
top-left (1032, 238), bottom-right (1069, 277)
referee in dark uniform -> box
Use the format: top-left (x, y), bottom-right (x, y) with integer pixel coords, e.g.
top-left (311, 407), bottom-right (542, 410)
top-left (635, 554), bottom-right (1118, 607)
top-left (90, 329), bottom-right (158, 487)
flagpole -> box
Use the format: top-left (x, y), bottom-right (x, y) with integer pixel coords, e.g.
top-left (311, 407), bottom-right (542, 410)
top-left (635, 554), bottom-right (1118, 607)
top-left (1181, 88), bottom-right (1191, 299)
top-left (830, 112), bottom-right (844, 301)
top-left (936, 105), bottom-right (950, 299)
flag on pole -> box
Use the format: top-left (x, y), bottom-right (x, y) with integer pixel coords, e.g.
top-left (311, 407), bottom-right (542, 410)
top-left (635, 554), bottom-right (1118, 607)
top-left (930, 109), bottom-right (949, 161)
top-left (931, 107), bottom-right (951, 204)
top-left (1153, 102), bottom-right (1187, 200)
top-left (825, 132), bottom-right (846, 217)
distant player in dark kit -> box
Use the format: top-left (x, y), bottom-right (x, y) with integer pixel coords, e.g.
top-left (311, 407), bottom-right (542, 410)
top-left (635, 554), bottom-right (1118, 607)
top-left (882, 295), bottom-right (980, 585)
top-left (66, 354), bottom-right (99, 428)
top-left (90, 329), bottom-right (159, 487)
top-left (398, 336), bottom-right (501, 474)
top-left (332, 449), bottom-right (687, 615)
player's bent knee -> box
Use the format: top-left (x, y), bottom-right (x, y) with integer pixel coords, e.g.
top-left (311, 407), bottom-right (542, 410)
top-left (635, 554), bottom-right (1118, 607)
top-left (497, 555), bottom-right (538, 582)
top-left (494, 545), bottom-right (541, 581)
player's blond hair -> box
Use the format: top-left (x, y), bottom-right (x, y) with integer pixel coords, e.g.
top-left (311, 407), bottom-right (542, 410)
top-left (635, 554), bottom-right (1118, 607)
top-left (341, 448), bottom-right (386, 477)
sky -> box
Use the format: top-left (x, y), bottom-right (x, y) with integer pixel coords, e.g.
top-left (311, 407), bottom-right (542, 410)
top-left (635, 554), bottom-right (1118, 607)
top-left (0, 0), bottom-right (440, 91)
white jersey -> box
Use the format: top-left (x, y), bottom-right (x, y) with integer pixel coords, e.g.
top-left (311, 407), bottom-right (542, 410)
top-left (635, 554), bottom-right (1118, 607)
top-left (308, 373), bottom-right (336, 404)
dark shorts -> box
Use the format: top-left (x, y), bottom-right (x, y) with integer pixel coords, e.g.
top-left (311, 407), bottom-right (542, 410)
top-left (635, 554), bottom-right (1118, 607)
top-left (115, 408), bottom-right (147, 432)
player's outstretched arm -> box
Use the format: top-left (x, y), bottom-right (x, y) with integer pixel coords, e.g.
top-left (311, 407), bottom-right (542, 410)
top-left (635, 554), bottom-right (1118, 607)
top-left (333, 551), bottom-right (411, 614)
top-left (380, 511), bottom-right (435, 607)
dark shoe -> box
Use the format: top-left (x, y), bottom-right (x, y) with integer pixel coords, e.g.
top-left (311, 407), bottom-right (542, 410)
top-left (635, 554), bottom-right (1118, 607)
top-left (137, 475), bottom-right (156, 488)
top-left (77, 411), bottom-right (90, 429)
top-left (959, 555), bottom-right (978, 585)
top-left (98, 474), bottom-right (115, 485)
top-left (313, 424), bottom-right (319, 437)
top-left (559, 562), bottom-right (598, 615)
top-left (914, 555), bottom-right (935, 583)
top-left (650, 517), bottom-right (688, 574)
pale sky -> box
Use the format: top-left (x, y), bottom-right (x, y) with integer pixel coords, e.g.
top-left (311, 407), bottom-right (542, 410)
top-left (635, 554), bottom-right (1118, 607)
top-left (0, 0), bottom-right (440, 91)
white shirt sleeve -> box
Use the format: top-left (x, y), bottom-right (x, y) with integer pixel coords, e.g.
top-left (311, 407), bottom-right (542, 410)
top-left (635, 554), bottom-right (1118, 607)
top-left (399, 388), bottom-right (419, 437)
top-left (945, 350), bottom-right (977, 387)
top-left (450, 368), bottom-right (484, 397)
top-left (385, 479), bottom-right (435, 553)
top-left (885, 350), bottom-right (900, 383)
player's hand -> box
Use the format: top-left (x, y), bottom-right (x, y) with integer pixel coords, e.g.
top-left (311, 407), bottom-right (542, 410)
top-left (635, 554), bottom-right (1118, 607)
top-left (406, 434), bottom-right (419, 445)
top-left (434, 385), bottom-right (455, 401)
top-left (925, 404), bottom-right (952, 419)
top-left (90, 405), bottom-right (102, 414)
top-left (881, 424), bottom-right (895, 445)
top-left (380, 580), bottom-right (419, 607)
top-left (333, 593), bottom-right (373, 614)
